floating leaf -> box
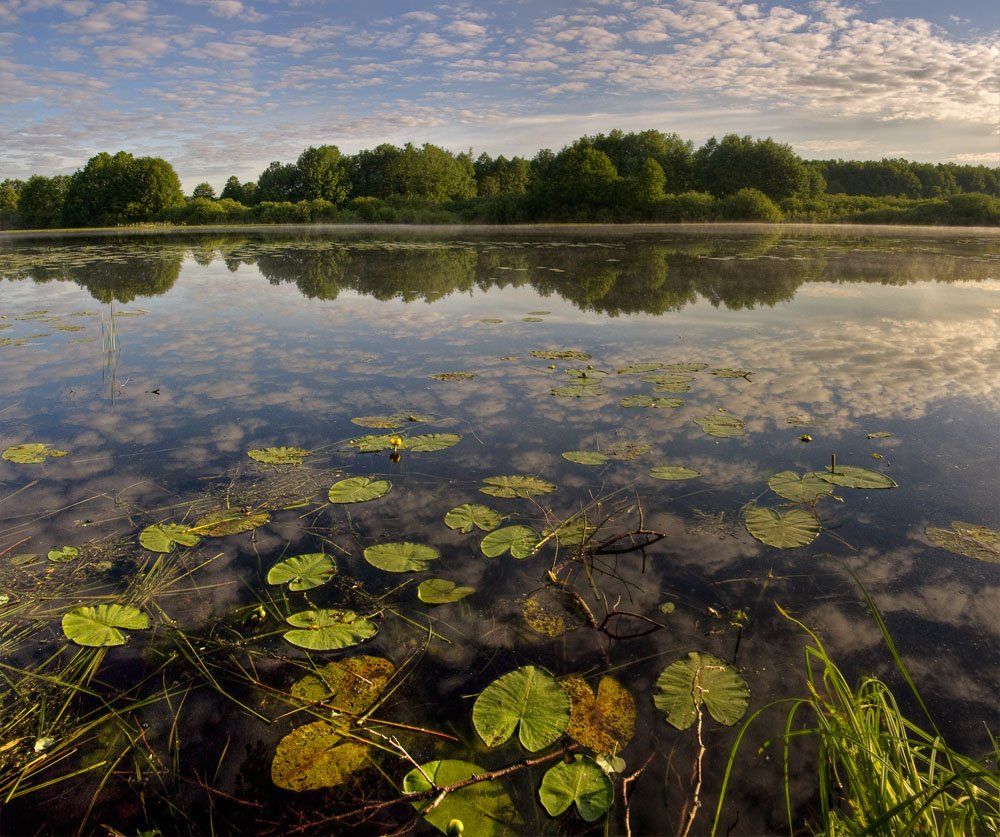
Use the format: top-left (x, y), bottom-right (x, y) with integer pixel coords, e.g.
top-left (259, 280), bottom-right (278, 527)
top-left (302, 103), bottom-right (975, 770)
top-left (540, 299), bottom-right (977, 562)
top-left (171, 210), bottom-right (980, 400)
top-left (665, 362), bottom-right (707, 372)
top-left (444, 504), bottom-right (501, 533)
top-left (605, 440), bottom-right (651, 461)
top-left (710, 368), bottom-right (752, 378)
top-left (481, 526), bottom-right (539, 559)
top-left (818, 464), bottom-right (897, 489)
top-left (403, 760), bottom-right (519, 837)
top-left (866, 431), bottom-right (893, 439)
top-left (363, 542), bottom-right (439, 572)
top-left (561, 451), bottom-right (608, 466)
top-left (528, 310), bottom-right (550, 315)
top-left (531, 349), bottom-right (591, 360)
top-left (767, 471), bottom-right (833, 503)
top-left (10, 553), bottom-right (39, 566)
top-left (472, 665), bottom-right (570, 751)
top-left (247, 447), bottom-right (308, 465)
top-left (654, 652), bottom-right (749, 730)
top-left (543, 516), bottom-right (594, 547)
top-left (267, 553), bottom-right (336, 591)
top-left (405, 433), bottom-right (461, 452)
top-left (417, 578), bottom-right (475, 604)
top-left (523, 587), bottom-right (592, 636)
top-left (652, 380), bottom-right (692, 394)
top-left (744, 506), bottom-right (820, 548)
top-left (62, 604), bottom-right (149, 647)
top-left (523, 316), bottom-right (544, 323)
top-left (480, 475), bottom-right (556, 499)
top-left (2, 443), bottom-right (68, 464)
top-left (619, 395), bottom-right (683, 409)
top-left (351, 415), bottom-right (406, 429)
top-left (139, 523), bottom-right (201, 554)
top-left (617, 363), bottom-right (663, 374)
top-left (562, 675), bottom-right (635, 755)
top-left (429, 372), bottom-right (476, 381)
top-left (925, 522), bottom-right (1000, 563)
top-left (538, 755), bottom-right (613, 822)
top-left (659, 602), bottom-right (676, 614)
top-left (565, 368), bottom-right (607, 379)
top-left (271, 720), bottom-right (370, 791)
top-left (480, 318), bottom-right (504, 324)
top-left (47, 546), bottom-right (79, 563)
top-left (193, 508), bottom-right (270, 537)
top-left (283, 609), bottom-right (378, 650)
top-left (649, 465), bottom-right (701, 481)
top-left (694, 413), bottom-right (745, 438)
top-left (290, 655), bottom-right (395, 707)
top-left (551, 383), bottom-right (605, 398)
top-left (328, 476), bottom-right (391, 504)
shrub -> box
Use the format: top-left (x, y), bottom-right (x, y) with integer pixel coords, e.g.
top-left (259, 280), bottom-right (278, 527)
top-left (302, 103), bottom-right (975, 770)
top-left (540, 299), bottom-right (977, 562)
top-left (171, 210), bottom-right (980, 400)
top-left (717, 188), bottom-right (783, 221)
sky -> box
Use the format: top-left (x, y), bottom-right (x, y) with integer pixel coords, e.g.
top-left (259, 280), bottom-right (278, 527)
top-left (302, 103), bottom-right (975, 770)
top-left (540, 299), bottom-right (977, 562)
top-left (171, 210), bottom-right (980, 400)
top-left (1, 0), bottom-right (998, 190)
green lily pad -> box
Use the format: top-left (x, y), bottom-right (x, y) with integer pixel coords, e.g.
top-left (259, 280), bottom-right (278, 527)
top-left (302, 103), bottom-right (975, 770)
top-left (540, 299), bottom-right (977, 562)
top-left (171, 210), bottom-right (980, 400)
top-left (351, 414), bottom-right (406, 429)
top-left (62, 604), bottom-right (150, 647)
top-left (617, 363), bottom-right (663, 374)
top-left (562, 675), bottom-right (635, 756)
top-left (444, 503), bottom-right (501, 533)
top-left (327, 476), bottom-right (392, 504)
top-left (654, 651), bottom-right (749, 730)
top-left (565, 368), bottom-right (608, 379)
top-left (247, 446), bottom-right (309, 465)
top-left (193, 509), bottom-right (270, 537)
top-left (10, 553), bottom-right (40, 566)
top-left (473, 665), bottom-right (570, 751)
top-left (290, 656), bottom-right (395, 707)
top-left (694, 413), bottom-right (745, 438)
top-left (538, 755), bottom-right (613, 822)
top-left (767, 471), bottom-right (833, 503)
top-left (47, 546), bottom-right (79, 563)
top-left (817, 465), bottom-right (897, 489)
top-left (271, 720), bottom-right (370, 792)
top-left (649, 465), bottom-right (701, 481)
top-left (531, 349), bottom-right (591, 360)
top-left (866, 431), bottom-right (893, 439)
top-left (744, 506), bottom-right (820, 548)
top-left (523, 316), bottom-right (544, 323)
top-left (139, 523), bottom-right (201, 554)
top-left (363, 542), bottom-right (440, 572)
top-left (619, 395), bottom-right (683, 409)
top-left (543, 516), bottom-right (594, 547)
top-left (925, 522), bottom-right (1000, 563)
top-left (481, 526), bottom-right (540, 559)
top-left (267, 553), bottom-right (336, 591)
top-left (429, 371), bottom-right (476, 381)
top-left (283, 609), bottom-right (378, 650)
top-left (402, 759), bottom-right (519, 837)
top-left (710, 367), bottom-right (752, 378)
top-left (561, 451), bottom-right (609, 466)
top-left (480, 318), bottom-right (504, 324)
top-left (652, 380), bottom-right (692, 394)
top-left (523, 587), bottom-right (592, 636)
top-left (528, 310), bottom-right (550, 315)
top-left (551, 383), bottom-right (605, 398)
top-left (480, 475), bottom-right (557, 499)
top-left (405, 433), bottom-right (461, 452)
top-left (349, 434), bottom-right (398, 453)
top-left (605, 440), bottom-right (651, 461)
top-left (417, 578), bottom-right (475, 604)
top-left (2, 443), bottom-right (68, 464)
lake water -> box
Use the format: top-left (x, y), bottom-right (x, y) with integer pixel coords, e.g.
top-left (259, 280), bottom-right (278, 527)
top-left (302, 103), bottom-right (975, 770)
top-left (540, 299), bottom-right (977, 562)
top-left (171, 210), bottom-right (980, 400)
top-left (1, 227), bottom-right (998, 835)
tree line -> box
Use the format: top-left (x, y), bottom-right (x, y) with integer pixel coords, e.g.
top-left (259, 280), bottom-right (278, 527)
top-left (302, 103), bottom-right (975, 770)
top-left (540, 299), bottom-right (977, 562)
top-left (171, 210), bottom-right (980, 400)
top-left (2, 131), bottom-right (998, 230)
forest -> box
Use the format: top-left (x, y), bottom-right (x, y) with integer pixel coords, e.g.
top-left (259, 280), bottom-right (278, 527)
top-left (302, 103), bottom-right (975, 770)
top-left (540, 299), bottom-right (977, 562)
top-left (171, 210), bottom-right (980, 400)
top-left (1, 130), bottom-right (998, 230)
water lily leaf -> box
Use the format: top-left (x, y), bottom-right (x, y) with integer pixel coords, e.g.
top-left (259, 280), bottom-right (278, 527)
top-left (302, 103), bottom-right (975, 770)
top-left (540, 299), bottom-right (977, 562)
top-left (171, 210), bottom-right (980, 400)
top-left (528, 310), bottom-right (550, 315)
top-left (473, 665), bottom-right (570, 751)
top-left (652, 380), bottom-right (692, 393)
top-left (62, 604), bottom-right (149, 647)
top-left (767, 471), bottom-right (833, 503)
top-left (351, 414), bottom-right (406, 429)
top-left (481, 526), bottom-right (540, 559)
top-left (818, 465), bottom-right (897, 489)
top-left (619, 395), bottom-right (683, 409)
top-left (417, 578), bottom-right (475, 604)
top-left (562, 675), bottom-right (635, 756)
top-left (445, 503), bottom-right (501, 533)
top-left (551, 383), bottom-right (605, 397)
top-left (710, 368), bottom-right (752, 378)
top-left (404, 433), bottom-right (461, 452)
top-left (283, 609), bottom-right (378, 650)
top-left (429, 371), bottom-right (476, 381)
top-left (925, 522), bottom-right (1000, 563)
top-left (267, 553), bottom-right (336, 591)
top-left (649, 465), bottom-right (701, 481)
top-left (694, 414), bottom-right (745, 438)
top-left (531, 349), bottom-right (591, 360)
top-left (403, 759), bottom-right (519, 837)
top-left (480, 318), bottom-right (504, 324)
top-left (139, 523), bottom-right (201, 554)
top-left (271, 720), bottom-right (370, 791)
top-left (744, 506), bottom-right (820, 549)
top-left (664, 362), bottom-right (707, 372)
top-left (617, 362), bottom-right (663, 374)
top-left (47, 546), bottom-right (79, 563)
top-left (523, 316), bottom-right (544, 323)
top-left (363, 542), bottom-right (439, 572)
top-left (543, 516), bottom-right (594, 547)
top-left (561, 450), bottom-right (609, 466)
top-left (565, 368), bottom-right (608, 379)
top-left (349, 434), bottom-right (397, 452)
top-left (247, 447), bottom-right (308, 465)
top-left (193, 509), bottom-right (270, 537)
top-left (2, 443), bottom-right (68, 464)
top-left (643, 372), bottom-right (695, 385)
top-left (654, 651), bottom-right (749, 730)
top-left (605, 440), bottom-right (651, 461)
top-left (480, 475), bottom-right (556, 499)
top-left (290, 656), bottom-right (395, 707)
top-left (328, 476), bottom-right (392, 504)
top-left (866, 431), bottom-right (893, 439)
top-left (538, 755), bottom-right (613, 822)
top-left (10, 553), bottom-right (39, 566)
top-left (523, 587), bottom-right (592, 636)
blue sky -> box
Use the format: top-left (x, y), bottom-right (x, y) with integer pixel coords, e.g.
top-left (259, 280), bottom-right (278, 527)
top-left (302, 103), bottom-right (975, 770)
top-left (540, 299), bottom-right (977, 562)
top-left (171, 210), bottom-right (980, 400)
top-left (1, 0), bottom-right (997, 190)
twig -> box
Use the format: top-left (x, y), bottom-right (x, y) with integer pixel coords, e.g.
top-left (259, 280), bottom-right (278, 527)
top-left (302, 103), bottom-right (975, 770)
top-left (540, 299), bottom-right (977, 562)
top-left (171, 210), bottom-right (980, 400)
top-left (623, 751), bottom-right (656, 837)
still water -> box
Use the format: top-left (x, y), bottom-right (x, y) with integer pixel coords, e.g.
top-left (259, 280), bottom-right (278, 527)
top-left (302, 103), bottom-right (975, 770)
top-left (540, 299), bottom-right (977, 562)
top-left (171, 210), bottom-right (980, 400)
top-left (0, 228), bottom-right (997, 835)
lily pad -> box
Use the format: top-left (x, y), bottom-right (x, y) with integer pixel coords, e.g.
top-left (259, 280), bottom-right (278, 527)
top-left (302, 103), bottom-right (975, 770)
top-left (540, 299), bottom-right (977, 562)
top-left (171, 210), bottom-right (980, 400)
top-left (523, 316), bottom-right (544, 323)
top-left (562, 675), bottom-right (636, 755)
top-left (654, 651), bottom-right (749, 730)
top-left (551, 383), bottom-right (605, 398)
top-left (444, 503), bottom-right (501, 533)
top-left (538, 755), bottom-right (613, 822)
top-left (271, 720), bottom-right (370, 792)
top-left (402, 759), bottom-right (519, 837)
top-left (363, 542), bottom-right (440, 572)
top-left (649, 465), bottom-right (701, 481)
top-left (866, 431), bottom-right (893, 439)
top-left (480, 475), bottom-right (556, 499)
top-left (2, 443), bottom-right (68, 464)
top-left (694, 413), bottom-right (745, 438)
top-left (193, 509), bottom-right (270, 537)
top-left (405, 433), bottom-right (461, 452)
top-left (561, 450), bottom-right (609, 466)
top-left (744, 506), bottom-right (820, 548)
top-left (349, 434), bottom-right (397, 453)
top-left (767, 471), bottom-right (833, 503)
top-left (818, 464), bottom-right (897, 489)
top-left (62, 604), bottom-right (150, 647)
top-left (543, 516), bottom-right (594, 547)
top-left (429, 372), bottom-right (476, 381)
top-left (47, 546), bottom-right (79, 563)
top-left (925, 522), bottom-right (1000, 563)
top-left (139, 523), bottom-right (201, 554)
top-left (481, 526), bottom-right (540, 559)
top-left (351, 415), bottom-right (406, 429)
top-left (328, 476), bottom-right (391, 504)
top-left (473, 665), bottom-right (570, 751)
top-left (619, 395), bottom-right (683, 409)
top-left (531, 349), bottom-right (591, 360)
top-left (417, 578), bottom-right (475, 604)
top-left (523, 587), bottom-right (592, 636)
top-left (665, 362), bottom-right (707, 372)
top-left (565, 368), bottom-right (607, 379)
top-left (710, 367), bottom-right (752, 378)
top-left (652, 379), bottom-right (692, 393)
top-left (617, 363), bottom-right (663, 374)
top-left (480, 318), bottom-right (504, 324)
top-left (290, 655), bottom-right (395, 707)
top-left (605, 440), bottom-right (651, 461)
top-left (247, 447), bottom-right (309, 465)
top-left (267, 553), bottom-right (336, 591)
top-left (283, 609), bottom-right (378, 650)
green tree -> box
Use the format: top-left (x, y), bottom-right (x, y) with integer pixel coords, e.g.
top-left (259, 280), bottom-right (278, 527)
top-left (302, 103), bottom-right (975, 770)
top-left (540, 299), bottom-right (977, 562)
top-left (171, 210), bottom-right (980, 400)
top-left (0, 178), bottom-right (24, 209)
top-left (391, 143), bottom-right (476, 201)
top-left (591, 129), bottom-right (694, 192)
top-left (630, 157), bottom-right (666, 206)
top-left (348, 144), bottom-right (403, 198)
top-left (17, 175), bottom-right (70, 228)
top-left (220, 175), bottom-right (244, 202)
top-left (255, 161), bottom-right (300, 203)
top-left (63, 151), bottom-right (183, 226)
top-left (192, 182), bottom-right (216, 199)
top-left (695, 135), bottom-right (808, 200)
top-left (295, 145), bottom-right (350, 203)
top-left (533, 143), bottom-right (619, 214)
top-left (474, 154), bottom-right (532, 197)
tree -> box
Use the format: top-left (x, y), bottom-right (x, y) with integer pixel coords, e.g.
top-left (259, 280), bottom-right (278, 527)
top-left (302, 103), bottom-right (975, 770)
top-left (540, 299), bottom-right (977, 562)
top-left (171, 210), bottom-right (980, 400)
top-left (220, 175), bottom-right (244, 202)
top-left (192, 182), bottom-right (216, 200)
top-left (348, 144), bottom-right (403, 199)
top-left (296, 145), bottom-right (350, 204)
top-left (63, 151), bottom-right (183, 226)
top-left (533, 143), bottom-right (619, 214)
top-left (0, 178), bottom-right (24, 209)
top-left (591, 129), bottom-right (694, 192)
top-left (255, 161), bottom-right (300, 203)
top-left (18, 175), bottom-right (70, 228)
top-left (695, 135), bottom-right (809, 200)
top-left (630, 157), bottom-right (666, 206)
top-left (474, 154), bottom-right (532, 197)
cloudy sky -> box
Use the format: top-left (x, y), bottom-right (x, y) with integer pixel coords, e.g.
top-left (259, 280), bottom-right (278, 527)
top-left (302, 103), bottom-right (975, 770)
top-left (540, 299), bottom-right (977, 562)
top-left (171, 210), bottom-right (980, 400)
top-left (1, 0), bottom-right (997, 189)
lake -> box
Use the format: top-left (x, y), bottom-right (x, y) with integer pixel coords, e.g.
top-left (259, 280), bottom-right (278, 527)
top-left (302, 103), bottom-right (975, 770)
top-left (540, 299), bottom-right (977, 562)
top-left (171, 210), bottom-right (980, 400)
top-left (1, 227), bottom-right (997, 835)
